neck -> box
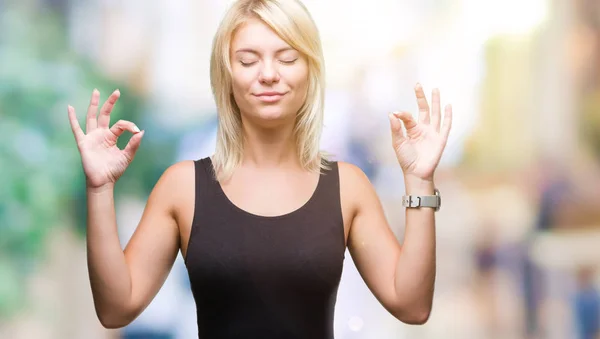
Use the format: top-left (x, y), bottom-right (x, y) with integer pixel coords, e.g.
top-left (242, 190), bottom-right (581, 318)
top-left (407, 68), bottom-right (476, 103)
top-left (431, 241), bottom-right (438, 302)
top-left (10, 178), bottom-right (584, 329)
top-left (241, 118), bottom-right (299, 169)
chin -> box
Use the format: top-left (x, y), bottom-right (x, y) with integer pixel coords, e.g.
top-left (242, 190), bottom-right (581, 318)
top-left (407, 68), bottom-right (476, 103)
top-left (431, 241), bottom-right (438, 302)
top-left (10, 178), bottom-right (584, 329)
top-left (257, 107), bottom-right (286, 120)
top-left (253, 106), bottom-right (295, 125)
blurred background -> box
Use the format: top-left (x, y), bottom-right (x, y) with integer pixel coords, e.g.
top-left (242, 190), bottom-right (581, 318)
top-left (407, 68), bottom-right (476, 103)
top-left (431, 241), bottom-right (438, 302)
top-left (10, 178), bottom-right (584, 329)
top-left (1, 0), bottom-right (600, 338)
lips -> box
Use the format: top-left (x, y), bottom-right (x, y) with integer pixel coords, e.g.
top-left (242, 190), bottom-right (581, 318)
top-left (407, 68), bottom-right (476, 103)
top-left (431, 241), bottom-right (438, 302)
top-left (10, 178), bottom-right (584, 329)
top-left (254, 91), bottom-right (286, 103)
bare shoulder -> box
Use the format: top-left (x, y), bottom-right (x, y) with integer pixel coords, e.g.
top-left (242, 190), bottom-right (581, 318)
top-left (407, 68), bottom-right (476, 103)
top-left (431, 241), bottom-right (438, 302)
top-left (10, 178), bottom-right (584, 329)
top-left (337, 161), bottom-right (372, 192)
top-left (160, 160), bottom-right (196, 185)
top-left (337, 161), bottom-right (375, 216)
top-left (149, 160), bottom-right (196, 213)
top-left (156, 160), bottom-right (195, 189)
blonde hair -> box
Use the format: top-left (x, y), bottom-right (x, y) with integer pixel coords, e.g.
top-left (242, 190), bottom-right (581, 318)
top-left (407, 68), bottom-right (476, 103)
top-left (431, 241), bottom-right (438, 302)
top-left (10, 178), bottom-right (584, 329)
top-left (209, 0), bottom-right (328, 182)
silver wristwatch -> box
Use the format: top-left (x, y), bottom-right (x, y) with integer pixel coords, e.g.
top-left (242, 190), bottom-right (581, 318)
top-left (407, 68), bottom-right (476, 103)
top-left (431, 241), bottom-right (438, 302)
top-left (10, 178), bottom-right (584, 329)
top-left (402, 188), bottom-right (441, 212)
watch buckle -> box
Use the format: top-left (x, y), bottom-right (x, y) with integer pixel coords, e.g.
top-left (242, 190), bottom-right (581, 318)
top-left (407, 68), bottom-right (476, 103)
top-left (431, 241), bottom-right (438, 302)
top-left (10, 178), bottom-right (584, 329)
top-left (407, 196), bottom-right (421, 208)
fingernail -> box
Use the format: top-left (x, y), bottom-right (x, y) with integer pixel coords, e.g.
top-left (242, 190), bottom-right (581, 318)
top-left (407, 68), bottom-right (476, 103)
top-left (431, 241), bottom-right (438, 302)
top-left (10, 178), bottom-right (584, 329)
top-left (114, 89), bottom-right (120, 95)
top-left (133, 125), bottom-right (141, 133)
top-left (93, 88), bottom-right (99, 94)
top-left (67, 105), bottom-right (73, 111)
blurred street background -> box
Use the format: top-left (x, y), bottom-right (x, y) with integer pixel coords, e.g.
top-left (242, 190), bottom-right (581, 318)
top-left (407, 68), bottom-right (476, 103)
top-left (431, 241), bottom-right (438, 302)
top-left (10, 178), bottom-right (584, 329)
top-left (1, 0), bottom-right (600, 338)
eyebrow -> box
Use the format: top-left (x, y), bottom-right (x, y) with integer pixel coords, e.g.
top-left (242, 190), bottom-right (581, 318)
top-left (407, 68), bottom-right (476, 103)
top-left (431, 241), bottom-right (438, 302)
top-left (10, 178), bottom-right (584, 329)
top-left (234, 47), bottom-right (295, 54)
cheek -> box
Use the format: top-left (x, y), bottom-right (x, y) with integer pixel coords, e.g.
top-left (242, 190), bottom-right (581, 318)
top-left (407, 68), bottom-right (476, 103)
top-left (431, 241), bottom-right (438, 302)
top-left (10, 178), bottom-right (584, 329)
top-left (293, 74), bottom-right (309, 104)
top-left (231, 64), bottom-right (257, 86)
top-left (231, 78), bottom-right (244, 97)
top-left (286, 77), bottom-right (309, 114)
top-left (231, 70), bottom-right (255, 99)
top-left (285, 65), bottom-right (309, 93)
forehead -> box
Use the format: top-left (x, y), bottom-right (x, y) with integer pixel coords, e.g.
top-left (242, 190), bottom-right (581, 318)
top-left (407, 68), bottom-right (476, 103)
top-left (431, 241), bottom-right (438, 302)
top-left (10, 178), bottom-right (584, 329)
top-left (231, 18), bottom-right (291, 52)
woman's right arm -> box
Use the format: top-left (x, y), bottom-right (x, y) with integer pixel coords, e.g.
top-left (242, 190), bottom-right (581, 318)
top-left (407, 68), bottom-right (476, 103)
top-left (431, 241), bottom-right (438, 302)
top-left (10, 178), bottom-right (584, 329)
top-left (87, 162), bottom-right (189, 328)
top-left (68, 89), bottom-right (188, 328)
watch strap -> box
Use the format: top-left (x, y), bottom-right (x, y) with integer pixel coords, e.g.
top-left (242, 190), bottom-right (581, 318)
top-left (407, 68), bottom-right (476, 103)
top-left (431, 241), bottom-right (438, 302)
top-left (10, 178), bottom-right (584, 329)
top-left (402, 189), bottom-right (441, 211)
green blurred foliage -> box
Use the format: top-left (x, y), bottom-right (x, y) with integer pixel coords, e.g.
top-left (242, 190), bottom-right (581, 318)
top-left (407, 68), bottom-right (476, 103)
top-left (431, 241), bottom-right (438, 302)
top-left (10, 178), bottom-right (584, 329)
top-left (0, 4), bottom-right (178, 319)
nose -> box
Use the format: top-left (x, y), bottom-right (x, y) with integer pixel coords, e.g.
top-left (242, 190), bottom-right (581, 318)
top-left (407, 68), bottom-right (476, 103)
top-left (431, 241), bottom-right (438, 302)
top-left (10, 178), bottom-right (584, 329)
top-left (258, 61), bottom-right (280, 85)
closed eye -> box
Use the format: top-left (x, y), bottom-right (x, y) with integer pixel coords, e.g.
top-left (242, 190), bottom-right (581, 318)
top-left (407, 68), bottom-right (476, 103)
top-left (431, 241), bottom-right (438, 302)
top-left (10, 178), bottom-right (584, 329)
top-left (240, 61), bottom-right (257, 67)
top-left (279, 58), bottom-right (298, 65)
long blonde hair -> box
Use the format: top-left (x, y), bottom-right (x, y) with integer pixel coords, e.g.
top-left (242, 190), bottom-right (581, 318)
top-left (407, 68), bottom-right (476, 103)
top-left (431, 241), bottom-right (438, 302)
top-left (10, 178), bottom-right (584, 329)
top-left (210, 0), bottom-right (328, 181)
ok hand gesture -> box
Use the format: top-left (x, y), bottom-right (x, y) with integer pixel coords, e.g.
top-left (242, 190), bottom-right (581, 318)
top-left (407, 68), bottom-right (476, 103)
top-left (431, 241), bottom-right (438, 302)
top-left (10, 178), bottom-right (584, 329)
top-left (68, 89), bottom-right (144, 191)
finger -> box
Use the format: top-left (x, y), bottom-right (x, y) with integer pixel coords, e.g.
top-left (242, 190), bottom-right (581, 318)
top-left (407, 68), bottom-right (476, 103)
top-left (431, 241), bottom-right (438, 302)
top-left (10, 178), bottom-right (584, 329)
top-left (67, 105), bottom-right (85, 143)
top-left (98, 89), bottom-right (121, 129)
top-left (86, 89), bottom-right (100, 133)
top-left (441, 104), bottom-right (453, 141)
top-left (109, 119), bottom-right (141, 138)
top-left (431, 88), bottom-right (441, 132)
top-left (123, 130), bottom-right (145, 162)
top-left (392, 111), bottom-right (418, 131)
top-left (388, 113), bottom-right (405, 142)
top-left (415, 83), bottom-right (430, 124)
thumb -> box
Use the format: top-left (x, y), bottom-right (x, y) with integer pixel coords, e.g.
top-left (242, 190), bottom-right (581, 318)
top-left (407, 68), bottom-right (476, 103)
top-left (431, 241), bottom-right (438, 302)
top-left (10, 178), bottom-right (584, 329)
top-left (123, 130), bottom-right (144, 161)
top-left (392, 111), bottom-right (418, 130)
top-left (389, 113), bottom-right (405, 143)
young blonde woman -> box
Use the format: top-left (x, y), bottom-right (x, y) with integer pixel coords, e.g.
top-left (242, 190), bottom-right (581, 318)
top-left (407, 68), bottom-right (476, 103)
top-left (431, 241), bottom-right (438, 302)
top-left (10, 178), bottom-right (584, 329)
top-left (67, 0), bottom-right (452, 337)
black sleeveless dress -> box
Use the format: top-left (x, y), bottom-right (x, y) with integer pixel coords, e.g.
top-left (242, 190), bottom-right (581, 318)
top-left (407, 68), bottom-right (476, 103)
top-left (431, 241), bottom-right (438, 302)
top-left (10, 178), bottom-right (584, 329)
top-left (184, 157), bottom-right (346, 339)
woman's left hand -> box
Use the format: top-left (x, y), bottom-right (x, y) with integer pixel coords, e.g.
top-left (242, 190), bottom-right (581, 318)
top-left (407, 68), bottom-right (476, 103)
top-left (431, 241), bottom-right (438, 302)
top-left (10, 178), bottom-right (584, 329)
top-left (388, 84), bottom-right (453, 182)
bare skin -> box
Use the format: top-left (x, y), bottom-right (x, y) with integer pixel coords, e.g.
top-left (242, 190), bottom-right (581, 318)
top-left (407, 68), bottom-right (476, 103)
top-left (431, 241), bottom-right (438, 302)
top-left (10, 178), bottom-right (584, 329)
top-left (69, 18), bottom-right (451, 329)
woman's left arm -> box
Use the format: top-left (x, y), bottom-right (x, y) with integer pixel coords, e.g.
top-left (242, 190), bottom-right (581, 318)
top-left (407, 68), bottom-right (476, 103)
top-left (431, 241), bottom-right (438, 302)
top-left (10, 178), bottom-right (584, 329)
top-left (344, 84), bottom-right (452, 325)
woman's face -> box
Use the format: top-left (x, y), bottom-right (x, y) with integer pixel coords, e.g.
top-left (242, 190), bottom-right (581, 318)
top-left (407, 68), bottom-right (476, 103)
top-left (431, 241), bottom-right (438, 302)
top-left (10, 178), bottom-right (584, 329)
top-left (230, 18), bottom-right (309, 128)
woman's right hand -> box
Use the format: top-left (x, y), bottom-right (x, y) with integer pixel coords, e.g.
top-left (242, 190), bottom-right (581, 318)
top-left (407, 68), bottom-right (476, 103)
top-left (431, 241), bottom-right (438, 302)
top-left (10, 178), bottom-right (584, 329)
top-left (68, 89), bottom-right (145, 191)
